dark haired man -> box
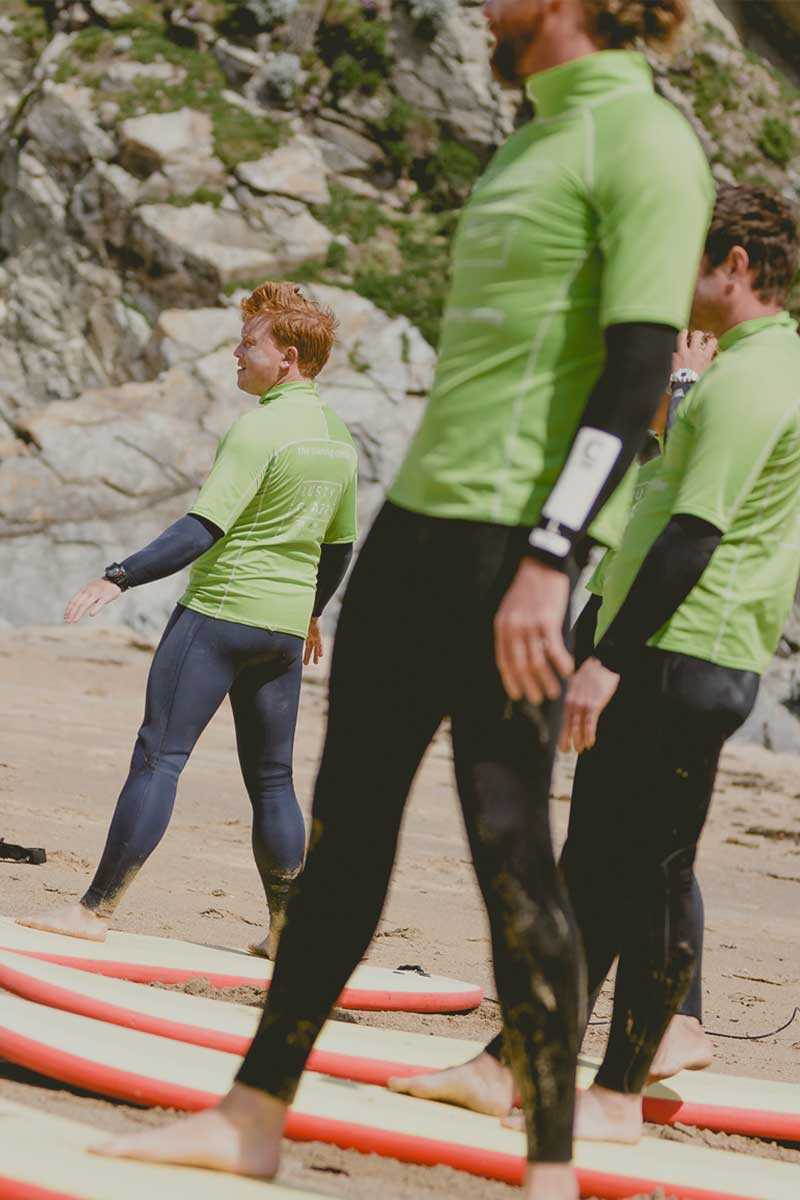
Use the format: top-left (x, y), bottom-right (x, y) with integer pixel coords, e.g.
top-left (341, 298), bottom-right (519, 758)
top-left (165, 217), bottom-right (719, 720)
top-left (562, 183), bottom-right (800, 1141)
top-left (97, 2), bottom-right (712, 1194)
top-left (389, 187), bottom-right (800, 1145)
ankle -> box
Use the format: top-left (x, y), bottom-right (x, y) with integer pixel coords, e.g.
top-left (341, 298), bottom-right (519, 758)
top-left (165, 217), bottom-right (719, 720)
top-left (222, 1083), bottom-right (288, 1129)
top-left (524, 1161), bottom-right (578, 1200)
top-left (590, 1083), bottom-right (642, 1112)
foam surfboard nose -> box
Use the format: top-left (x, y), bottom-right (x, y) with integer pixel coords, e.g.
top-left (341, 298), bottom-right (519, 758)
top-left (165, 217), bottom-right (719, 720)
top-left (0, 1096), bottom-right (332, 1200)
top-left (0, 916), bottom-right (482, 1011)
top-left (1, 990), bottom-right (799, 1200)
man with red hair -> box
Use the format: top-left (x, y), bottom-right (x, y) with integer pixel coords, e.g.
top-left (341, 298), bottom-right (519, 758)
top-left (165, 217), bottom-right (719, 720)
top-left (21, 282), bottom-right (358, 960)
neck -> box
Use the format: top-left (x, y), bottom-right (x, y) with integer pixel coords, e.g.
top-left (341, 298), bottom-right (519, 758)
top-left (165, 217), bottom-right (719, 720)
top-left (711, 297), bottom-right (783, 339)
top-left (276, 367), bottom-right (309, 387)
top-left (519, 32), bottom-right (598, 77)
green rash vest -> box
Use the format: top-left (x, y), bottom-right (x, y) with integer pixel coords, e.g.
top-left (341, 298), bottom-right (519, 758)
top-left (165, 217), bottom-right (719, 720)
top-left (586, 457), bottom-right (660, 597)
top-left (180, 380), bottom-right (358, 638)
top-left (596, 313), bottom-right (800, 674)
top-left (389, 50), bottom-right (714, 528)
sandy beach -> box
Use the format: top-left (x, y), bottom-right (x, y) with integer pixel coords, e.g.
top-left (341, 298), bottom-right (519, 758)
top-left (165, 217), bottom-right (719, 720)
top-left (1, 622), bottom-right (798, 1198)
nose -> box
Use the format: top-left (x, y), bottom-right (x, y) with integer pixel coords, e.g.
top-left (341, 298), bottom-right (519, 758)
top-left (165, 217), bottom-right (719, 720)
top-left (234, 344), bottom-right (244, 361)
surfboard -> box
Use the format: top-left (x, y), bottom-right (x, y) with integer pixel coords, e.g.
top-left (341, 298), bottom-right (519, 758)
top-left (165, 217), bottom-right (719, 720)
top-left (1, 947), bottom-right (796, 1142)
top-left (0, 916), bottom-right (482, 1012)
top-left (0, 1096), bottom-right (330, 1200)
top-left (1, 992), bottom-right (798, 1200)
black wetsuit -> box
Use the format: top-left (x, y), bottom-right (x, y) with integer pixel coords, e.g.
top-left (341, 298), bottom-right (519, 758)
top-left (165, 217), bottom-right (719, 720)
top-left (81, 518), bottom-right (351, 922)
top-left (232, 323), bottom-right (679, 1165)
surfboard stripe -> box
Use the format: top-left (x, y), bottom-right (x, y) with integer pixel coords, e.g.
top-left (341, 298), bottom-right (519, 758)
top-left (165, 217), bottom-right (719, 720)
top-left (0, 918), bottom-right (481, 1012)
top-left (1, 948), bottom-right (797, 1142)
top-left (1, 993), bottom-right (798, 1200)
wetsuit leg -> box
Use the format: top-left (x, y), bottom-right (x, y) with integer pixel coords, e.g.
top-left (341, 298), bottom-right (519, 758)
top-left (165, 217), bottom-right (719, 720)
top-left (229, 642), bottom-right (305, 922)
top-left (82, 607), bottom-right (235, 917)
top-left (678, 876), bottom-right (704, 1021)
top-left (451, 672), bottom-right (582, 1163)
top-left (236, 502), bottom-right (583, 1166)
top-left (594, 650), bottom-right (758, 1093)
top-left (235, 504), bottom-right (453, 1102)
top-left (82, 608), bottom-right (302, 919)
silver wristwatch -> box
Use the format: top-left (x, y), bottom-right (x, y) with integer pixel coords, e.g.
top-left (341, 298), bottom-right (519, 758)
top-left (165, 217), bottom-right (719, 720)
top-left (669, 367), bottom-right (699, 388)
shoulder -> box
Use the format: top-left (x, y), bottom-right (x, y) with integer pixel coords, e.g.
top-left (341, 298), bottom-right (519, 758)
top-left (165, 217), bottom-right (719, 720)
top-left (321, 405), bottom-right (357, 449)
top-left (220, 406), bottom-right (279, 454)
top-left (592, 91), bottom-right (709, 177)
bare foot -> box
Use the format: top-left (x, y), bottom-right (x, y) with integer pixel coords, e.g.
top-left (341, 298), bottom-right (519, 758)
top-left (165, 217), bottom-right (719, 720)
top-left (17, 902), bottom-right (108, 942)
top-left (648, 1015), bottom-right (713, 1081)
top-left (574, 1083), bottom-right (643, 1143)
top-left (388, 1051), bottom-right (514, 1117)
top-left (522, 1163), bottom-right (579, 1200)
top-left (248, 919), bottom-right (282, 961)
top-left (94, 1083), bottom-right (287, 1177)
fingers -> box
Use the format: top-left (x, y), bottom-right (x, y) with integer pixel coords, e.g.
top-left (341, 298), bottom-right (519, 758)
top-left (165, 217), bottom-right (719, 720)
top-left (303, 641), bottom-right (312, 666)
top-left (581, 704), bottom-right (599, 751)
top-left (559, 705), bottom-right (578, 753)
top-left (495, 620), bottom-right (573, 706)
top-left (495, 620), bottom-right (525, 702)
top-left (676, 328), bottom-right (689, 355)
top-left (65, 588), bottom-right (94, 624)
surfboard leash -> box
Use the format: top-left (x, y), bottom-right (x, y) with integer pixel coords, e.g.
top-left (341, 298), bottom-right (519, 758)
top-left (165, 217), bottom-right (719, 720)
top-left (588, 1006), bottom-right (800, 1041)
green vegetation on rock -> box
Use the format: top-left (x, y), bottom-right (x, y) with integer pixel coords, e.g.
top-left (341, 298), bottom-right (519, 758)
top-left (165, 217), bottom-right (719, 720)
top-left (299, 183), bottom-right (453, 346)
top-left (758, 116), bottom-right (796, 165)
top-left (53, 11), bottom-right (283, 165)
top-left (8, 0), bottom-right (48, 55)
top-left (317, 0), bottom-right (392, 98)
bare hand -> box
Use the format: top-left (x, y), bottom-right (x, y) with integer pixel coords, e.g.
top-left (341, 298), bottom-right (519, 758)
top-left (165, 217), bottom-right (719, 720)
top-left (304, 617), bottom-right (323, 666)
top-left (672, 329), bottom-right (717, 377)
top-left (559, 656), bottom-right (620, 753)
top-left (64, 578), bottom-right (122, 624)
top-left (494, 558), bottom-right (573, 705)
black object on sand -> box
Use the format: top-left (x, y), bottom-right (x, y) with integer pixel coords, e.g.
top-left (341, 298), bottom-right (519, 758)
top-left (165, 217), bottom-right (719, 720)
top-left (0, 839), bottom-right (46, 865)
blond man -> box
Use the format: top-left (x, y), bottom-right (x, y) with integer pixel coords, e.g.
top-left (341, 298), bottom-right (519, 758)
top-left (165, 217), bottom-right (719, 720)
top-left (21, 283), bottom-right (358, 958)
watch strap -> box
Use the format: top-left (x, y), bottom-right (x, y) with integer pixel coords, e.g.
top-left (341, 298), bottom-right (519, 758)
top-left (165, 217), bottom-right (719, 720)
top-left (104, 562), bottom-right (130, 591)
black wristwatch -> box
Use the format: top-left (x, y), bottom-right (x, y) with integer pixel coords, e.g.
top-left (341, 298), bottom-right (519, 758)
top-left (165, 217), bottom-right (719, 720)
top-left (104, 562), bottom-right (131, 591)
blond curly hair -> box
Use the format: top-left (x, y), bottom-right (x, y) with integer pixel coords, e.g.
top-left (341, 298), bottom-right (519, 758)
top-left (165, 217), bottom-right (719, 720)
top-left (241, 282), bottom-right (338, 378)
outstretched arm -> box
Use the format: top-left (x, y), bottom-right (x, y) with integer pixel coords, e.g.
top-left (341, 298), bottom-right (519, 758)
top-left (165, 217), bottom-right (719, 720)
top-left (64, 514), bottom-right (223, 624)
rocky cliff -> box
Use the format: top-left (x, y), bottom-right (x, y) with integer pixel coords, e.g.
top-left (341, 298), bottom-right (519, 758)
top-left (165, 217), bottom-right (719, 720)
top-left (1, 0), bottom-right (799, 746)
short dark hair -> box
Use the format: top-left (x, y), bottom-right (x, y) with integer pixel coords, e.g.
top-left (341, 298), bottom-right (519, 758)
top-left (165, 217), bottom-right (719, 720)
top-left (705, 185), bottom-right (800, 304)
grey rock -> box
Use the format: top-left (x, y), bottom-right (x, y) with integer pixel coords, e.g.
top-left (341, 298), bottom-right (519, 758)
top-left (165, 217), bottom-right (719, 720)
top-left (131, 204), bottom-right (279, 294)
top-left (313, 117), bottom-right (385, 174)
top-left (24, 83), bottom-right (115, 164)
top-left (101, 61), bottom-right (187, 91)
top-left (214, 38), bottom-right (263, 87)
top-left (119, 108), bottom-right (215, 174)
top-left (150, 307), bottom-right (243, 369)
top-left (234, 135), bottom-right (330, 205)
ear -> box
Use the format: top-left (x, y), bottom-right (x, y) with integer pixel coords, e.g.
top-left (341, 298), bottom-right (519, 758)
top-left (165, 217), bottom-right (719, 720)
top-left (282, 345), bottom-right (299, 367)
top-left (726, 245), bottom-right (751, 279)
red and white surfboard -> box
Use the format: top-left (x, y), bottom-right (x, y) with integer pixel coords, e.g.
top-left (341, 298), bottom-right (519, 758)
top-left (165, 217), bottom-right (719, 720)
top-left (0, 917), bottom-right (481, 1012)
top-left (1, 991), bottom-right (798, 1200)
top-left (0, 1097), bottom-right (331, 1200)
top-left (0, 948), bottom-right (796, 1142)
